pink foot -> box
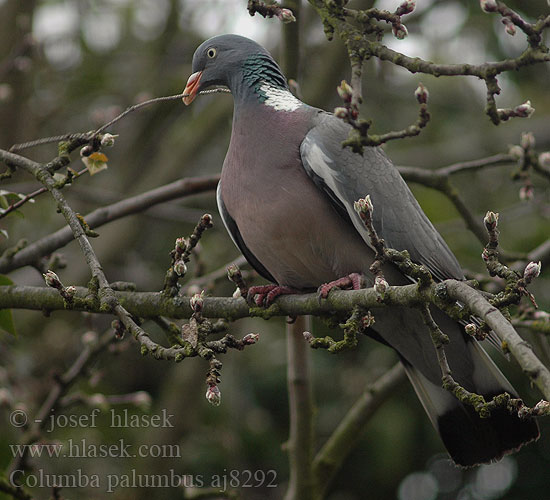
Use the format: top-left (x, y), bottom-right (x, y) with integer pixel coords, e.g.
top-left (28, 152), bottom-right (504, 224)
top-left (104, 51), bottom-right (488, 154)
top-left (247, 284), bottom-right (300, 307)
top-left (318, 273), bottom-right (364, 299)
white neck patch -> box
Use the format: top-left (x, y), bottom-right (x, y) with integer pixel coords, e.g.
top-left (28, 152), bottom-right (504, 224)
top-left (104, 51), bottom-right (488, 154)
top-left (259, 83), bottom-right (302, 112)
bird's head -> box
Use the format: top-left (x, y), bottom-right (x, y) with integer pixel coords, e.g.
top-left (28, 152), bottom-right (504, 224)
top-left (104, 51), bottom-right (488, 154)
top-left (183, 34), bottom-right (287, 105)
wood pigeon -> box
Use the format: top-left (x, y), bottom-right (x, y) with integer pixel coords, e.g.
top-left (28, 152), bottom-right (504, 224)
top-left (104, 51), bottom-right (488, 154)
top-left (183, 34), bottom-right (539, 467)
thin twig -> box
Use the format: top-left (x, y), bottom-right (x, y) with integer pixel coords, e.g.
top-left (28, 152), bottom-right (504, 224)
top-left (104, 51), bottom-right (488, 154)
top-left (8, 89), bottom-right (230, 153)
top-left (0, 168), bottom-right (88, 220)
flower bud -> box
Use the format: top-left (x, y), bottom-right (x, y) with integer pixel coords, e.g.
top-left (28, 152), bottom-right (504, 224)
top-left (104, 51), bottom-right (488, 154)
top-left (227, 264), bottom-right (242, 280)
top-left (523, 261), bottom-right (541, 282)
top-left (232, 288), bottom-right (242, 298)
top-left (206, 384), bottom-right (221, 406)
top-left (396, 0), bottom-right (415, 16)
top-left (354, 195), bottom-right (373, 216)
top-left (502, 17), bottom-right (516, 36)
top-left (173, 259), bottom-right (187, 276)
top-left (200, 213), bottom-right (213, 228)
top-left (374, 275), bottom-right (389, 298)
top-left (337, 80), bottom-right (353, 102)
top-left (514, 100), bottom-right (535, 118)
top-left (534, 400), bottom-right (550, 416)
top-left (517, 404), bottom-right (530, 419)
top-left (481, 248), bottom-right (491, 262)
top-left (242, 333), bottom-right (260, 345)
top-left (392, 23), bottom-right (408, 40)
top-left (303, 331), bottom-right (314, 343)
top-left (483, 211), bottom-right (499, 231)
top-left (111, 319), bottom-right (125, 339)
top-left (480, 0), bottom-right (498, 13)
top-left (538, 152), bottom-right (550, 168)
top-left (64, 285), bottom-right (76, 298)
top-left (414, 83), bottom-right (429, 104)
top-left (100, 133), bottom-right (118, 148)
top-left (190, 292), bottom-right (204, 313)
top-left (520, 132), bottom-right (535, 150)
top-left (508, 145), bottom-right (524, 160)
top-left (464, 323), bottom-right (478, 337)
top-left (277, 8), bottom-right (296, 23)
top-left (362, 313), bottom-right (375, 329)
top-left (175, 237), bottom-right (187, 252)
top-left (80, 145), bottom-right (94, 157)
top-left (334, 107), bottom-right (348, 119)
top-left (43, 270), bottom-right (61, 288)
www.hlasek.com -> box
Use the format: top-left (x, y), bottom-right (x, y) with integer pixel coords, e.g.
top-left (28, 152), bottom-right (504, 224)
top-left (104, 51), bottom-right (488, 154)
top-left (10, 438), bottom-right (182, 459)
top-left (9, 468), bottom-right (278, 493)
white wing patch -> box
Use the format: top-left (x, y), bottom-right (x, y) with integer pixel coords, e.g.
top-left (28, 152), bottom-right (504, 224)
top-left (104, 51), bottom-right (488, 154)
top-left (301, 137), bottom-right (378, 255)
top-left (260, 83), bottom-right (302, 112)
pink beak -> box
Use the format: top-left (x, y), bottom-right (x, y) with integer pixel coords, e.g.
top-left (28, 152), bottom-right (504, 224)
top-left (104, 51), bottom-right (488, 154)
top-left (183, 71), bottom-right (203, 105)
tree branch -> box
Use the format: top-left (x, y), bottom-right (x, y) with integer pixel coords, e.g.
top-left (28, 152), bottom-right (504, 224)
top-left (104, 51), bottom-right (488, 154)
top-left (0, 153), bottom-right (219, 274)
top-left (445, 279), bottom-right (550, 401)
top-left (397, 151), bottom-right (545, 261)
top-left (285, 316), bottom-right (314, 500)
top-left (3, 279), bottom-right (549, 402)
top-left (308, 0), bottom-right (550, 125)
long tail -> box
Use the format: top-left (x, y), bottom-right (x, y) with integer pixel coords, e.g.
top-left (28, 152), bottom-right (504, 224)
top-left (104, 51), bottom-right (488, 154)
top-left (371, 306), bottom-right (540, 467)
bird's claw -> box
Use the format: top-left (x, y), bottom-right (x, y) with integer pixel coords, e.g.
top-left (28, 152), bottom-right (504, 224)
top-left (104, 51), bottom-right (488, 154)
top-left (247, 284), bottom-right (299, 307)
top-left (318, 273), bottom-right (364, 301)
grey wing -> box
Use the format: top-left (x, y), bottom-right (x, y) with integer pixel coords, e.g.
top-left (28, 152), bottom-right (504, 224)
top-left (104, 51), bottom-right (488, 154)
top-left (300, 112), bottom-right (463, 282)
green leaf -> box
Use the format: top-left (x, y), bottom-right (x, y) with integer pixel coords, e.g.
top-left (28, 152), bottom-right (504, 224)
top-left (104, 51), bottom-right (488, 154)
top-left (0, 275), bottom-right (16, 337)
top-left (0, 195), bottom-right (8, 210)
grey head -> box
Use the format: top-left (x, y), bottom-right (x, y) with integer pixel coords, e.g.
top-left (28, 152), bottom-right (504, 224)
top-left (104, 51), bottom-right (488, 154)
top-left (183, 34), bottom-right (288, 105)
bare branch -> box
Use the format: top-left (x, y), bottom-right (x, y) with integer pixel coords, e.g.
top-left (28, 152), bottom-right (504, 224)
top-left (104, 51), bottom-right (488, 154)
top-left (3, 277), bottom-right (548, 401)
top-left (308, 0), bottom-right (550, 125)
top-left (0, 160), bottom-right (219, 274)
top-left (285, 316), bottom-right (314, 500)
top-left (444, 279), bottom-right (550, 401)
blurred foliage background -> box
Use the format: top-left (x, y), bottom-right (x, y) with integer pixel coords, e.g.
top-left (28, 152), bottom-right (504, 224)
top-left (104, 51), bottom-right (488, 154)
top-left (0, 0), bottom-right (549, 499)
